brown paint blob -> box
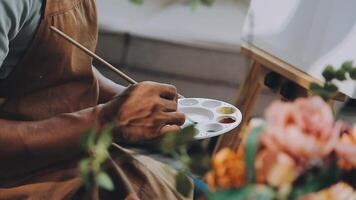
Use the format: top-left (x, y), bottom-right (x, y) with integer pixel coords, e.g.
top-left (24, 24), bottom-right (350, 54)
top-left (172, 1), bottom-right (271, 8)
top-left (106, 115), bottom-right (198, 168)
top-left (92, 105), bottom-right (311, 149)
top-left (219, 117), bottom-right (236, 124)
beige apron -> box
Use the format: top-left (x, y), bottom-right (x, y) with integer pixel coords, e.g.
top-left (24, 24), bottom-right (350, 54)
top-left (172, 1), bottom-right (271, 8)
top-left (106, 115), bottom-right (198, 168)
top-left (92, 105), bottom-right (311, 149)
top-left (0, 0), bottom-right (193, 199)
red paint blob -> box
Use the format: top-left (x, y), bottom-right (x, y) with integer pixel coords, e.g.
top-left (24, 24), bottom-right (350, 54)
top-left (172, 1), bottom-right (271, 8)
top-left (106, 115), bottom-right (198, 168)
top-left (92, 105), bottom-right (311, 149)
top-left (219, 117), bottom-right (236, 124)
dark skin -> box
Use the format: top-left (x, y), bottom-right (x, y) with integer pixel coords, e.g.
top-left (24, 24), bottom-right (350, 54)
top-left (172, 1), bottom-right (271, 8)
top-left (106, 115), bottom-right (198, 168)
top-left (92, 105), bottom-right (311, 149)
top-left (0, 67), bottom-right (185, 179)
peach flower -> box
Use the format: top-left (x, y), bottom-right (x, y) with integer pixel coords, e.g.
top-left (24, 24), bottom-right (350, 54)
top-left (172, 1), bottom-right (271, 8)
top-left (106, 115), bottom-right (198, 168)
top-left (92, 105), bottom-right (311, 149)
top-left (205, 147), bottom-right (246, 190)
top-left (300, 182), bottom-right (356, 200)
top-left (255, 149), bottom-right (299, 188)
top-left (262, 97), bottom-right (340, 161)
top-left (335, 125), bottom-right (356, 169)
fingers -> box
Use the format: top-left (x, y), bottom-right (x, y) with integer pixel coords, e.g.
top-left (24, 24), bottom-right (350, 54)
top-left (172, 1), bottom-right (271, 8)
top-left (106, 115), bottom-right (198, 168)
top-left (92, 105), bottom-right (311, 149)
top-left (160, 98), bottom-right (178, 112)
top-left (159, 111), bottom-right (186, 126)
top-left (159, 125), bottom-right (181, 135)
top-left (154, 82), bottom-right (178, 101)
top-left (136, 81), bottom-right (179, 101)
top-left (116, 81), bottom-right (185, 142)
top-left (160, 90), bottom-right (178, 101)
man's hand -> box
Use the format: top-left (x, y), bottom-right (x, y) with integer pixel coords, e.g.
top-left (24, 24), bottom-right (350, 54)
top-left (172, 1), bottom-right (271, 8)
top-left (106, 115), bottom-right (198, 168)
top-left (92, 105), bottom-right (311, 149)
top-left (0, 81), bottom-right (184, 177)
top-left (99, 81), bottom-right (186, 143)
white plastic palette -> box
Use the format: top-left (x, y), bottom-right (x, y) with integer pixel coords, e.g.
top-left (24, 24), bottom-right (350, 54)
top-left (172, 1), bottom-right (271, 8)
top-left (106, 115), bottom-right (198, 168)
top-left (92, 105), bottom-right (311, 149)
top-left (178, 98), bottom-right (242, 139)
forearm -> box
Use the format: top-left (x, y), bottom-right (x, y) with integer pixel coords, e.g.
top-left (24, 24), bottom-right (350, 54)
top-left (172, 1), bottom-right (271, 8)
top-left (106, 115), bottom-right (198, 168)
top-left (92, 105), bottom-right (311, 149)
top-left (0, 105), bottom-right (103, 179)
top-left (93, 67), bottom-right (127, 103)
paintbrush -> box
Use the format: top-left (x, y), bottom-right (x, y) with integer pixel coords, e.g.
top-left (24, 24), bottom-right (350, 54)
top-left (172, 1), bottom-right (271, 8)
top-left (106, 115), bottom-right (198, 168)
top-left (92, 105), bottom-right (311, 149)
top-left (50, 26), bottom-right (136, 84)
top-left (50, 26), bottom-right (184, 99)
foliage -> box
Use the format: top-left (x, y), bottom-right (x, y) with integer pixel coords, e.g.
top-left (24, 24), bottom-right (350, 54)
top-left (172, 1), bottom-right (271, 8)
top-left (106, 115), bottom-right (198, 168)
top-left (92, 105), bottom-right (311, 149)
top-left (79, 125), bottom-right (115, 191)
top-left (310, 60), bottom-right (356, 101)
top-left (288, 163), bottom-right (342, 199)
top-left (209, 185), bottom-right (275, 200)
top-left (160, 125), bottom-right (197, 155)
top-left (130, 0), bottom-right (144, 5)
top-left (79, 123), bottom-right (210, 198)
top-left (189, 0), bottom-right (214, 9)
top-left (159, 125), bottom-right (211, 197)
top-left (244, 126), bottom-right (263, 183)
top-left (176, 171), bottom-right (193, 197)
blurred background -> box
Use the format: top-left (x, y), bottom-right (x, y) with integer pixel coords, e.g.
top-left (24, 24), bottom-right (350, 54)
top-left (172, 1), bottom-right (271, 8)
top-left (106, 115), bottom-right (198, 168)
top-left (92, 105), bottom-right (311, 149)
top-left (94, 0), bottom-right (279, 118)
top-left (93, 0), bottom-right (355, 121)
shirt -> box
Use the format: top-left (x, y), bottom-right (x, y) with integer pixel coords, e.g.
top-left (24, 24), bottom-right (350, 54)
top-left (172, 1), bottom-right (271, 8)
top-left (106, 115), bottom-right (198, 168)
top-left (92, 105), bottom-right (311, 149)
top-left (0, 0), bottom-right (43, 79)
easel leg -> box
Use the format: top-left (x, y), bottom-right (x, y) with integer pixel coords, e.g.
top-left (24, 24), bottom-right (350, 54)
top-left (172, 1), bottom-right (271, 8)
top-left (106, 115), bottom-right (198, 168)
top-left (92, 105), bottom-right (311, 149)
top-left (214, 61), bottom-right (263, 153)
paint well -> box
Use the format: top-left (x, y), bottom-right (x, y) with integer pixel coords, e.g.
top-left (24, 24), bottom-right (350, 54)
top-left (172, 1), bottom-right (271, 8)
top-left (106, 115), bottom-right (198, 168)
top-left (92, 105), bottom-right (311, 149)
top-left (217, 106), bottom-right (236, 114)
top-left (179, 98), bottom-right (199, 106)
top-left (202, 123), bottom-right (224, 133)
top-left (179, 107), bottom-right (214, 122)
top-left (218, 116), bottom-right (236, 124)
top-left (201, 100), bottom-right (222, 108)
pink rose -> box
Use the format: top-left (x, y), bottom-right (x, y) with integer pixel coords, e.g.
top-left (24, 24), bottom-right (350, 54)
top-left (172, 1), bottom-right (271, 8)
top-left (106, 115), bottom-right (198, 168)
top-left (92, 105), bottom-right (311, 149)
top-left (262, 97), bottom-right (340, 161)
top-left (294, 97), bottom-right (334, 140)
top-left (255, 149), bottom-right (299, 188)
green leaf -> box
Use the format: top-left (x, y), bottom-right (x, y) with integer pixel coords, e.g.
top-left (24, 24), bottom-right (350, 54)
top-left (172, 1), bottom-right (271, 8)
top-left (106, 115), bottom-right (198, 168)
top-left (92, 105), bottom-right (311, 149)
top-left (309, 83), bottom-right (334, 101)
top-left (176, 171), bottom-right (193, 197)
top-left (160, 132), bottom-right (177, 154)
top-left (209, 185), bottom-right (275, 200)
top-left (176, 125), bottom-right (197, 145)
top-left (350, 68), bottom-right (356, 80)
top-left (98, 124), bottom-right (114, 145)
top-left (318, 91), bottom-right (333, 102)
top-left (179, 151), bottom-right (191, 167)
top-left (96, 172), bottom-right (114, 191)
top-left (79, 159), bottom-right (91, 188)
top-left (81, 129), bottom-right (96, 151)
top-left (209, 187), bottom-right (252, 200)
top-left (309, 83), bottom-right (322, 92)
top-left (324, 82), bottom-right (338, 93)
top-left (341, 60), bottom-right (354, 72)
top-left (188, 153), bottom-right (211, 176)
top-left (189, 0), bottom-right (200, 9)
top-left (201, 0), bottom-right (214, 6)
top-left (130, 0), bottom-right (144, 5)
top-left (97, 129), bottom-right (113, 150)
top-left (288, 163), bottom-right (342, 199)
top-left (322, 65), bottom-right (336, 81)
top-left (93, 147), bottom-right (109, 170)
top-left (79, 159), bottom-right (90, 175)
top-left (335, 68), bottom-right (346, 81)
top-left (160, 125), bottom-right (197, 154)
top-left (245, 126), bottom-right (264, 183)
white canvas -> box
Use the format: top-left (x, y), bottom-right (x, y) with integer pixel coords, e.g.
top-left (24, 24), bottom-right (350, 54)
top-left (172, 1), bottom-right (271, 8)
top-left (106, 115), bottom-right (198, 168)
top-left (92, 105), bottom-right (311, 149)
top-left (242, 0), bottom-right (356, 98)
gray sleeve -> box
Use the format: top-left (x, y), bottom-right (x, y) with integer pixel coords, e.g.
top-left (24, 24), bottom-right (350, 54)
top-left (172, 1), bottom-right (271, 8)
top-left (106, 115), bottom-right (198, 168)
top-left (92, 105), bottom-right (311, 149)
top-left (0, 0), bottom-right (31, 67)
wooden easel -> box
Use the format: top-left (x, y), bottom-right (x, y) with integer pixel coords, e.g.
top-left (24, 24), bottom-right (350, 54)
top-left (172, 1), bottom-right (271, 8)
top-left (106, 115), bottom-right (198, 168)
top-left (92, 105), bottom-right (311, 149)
top-left (214, 44), bottom-right (348, 152)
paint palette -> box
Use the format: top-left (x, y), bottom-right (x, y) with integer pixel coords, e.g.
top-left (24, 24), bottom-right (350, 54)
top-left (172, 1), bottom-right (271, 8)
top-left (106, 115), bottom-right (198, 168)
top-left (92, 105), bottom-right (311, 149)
top-left (178, 98), bottom-right (242, 139)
